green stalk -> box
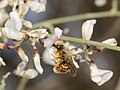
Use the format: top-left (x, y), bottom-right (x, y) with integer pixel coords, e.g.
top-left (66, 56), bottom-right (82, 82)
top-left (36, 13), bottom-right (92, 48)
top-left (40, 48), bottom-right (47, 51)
top-left (47, 34), bottom-right (120, 51)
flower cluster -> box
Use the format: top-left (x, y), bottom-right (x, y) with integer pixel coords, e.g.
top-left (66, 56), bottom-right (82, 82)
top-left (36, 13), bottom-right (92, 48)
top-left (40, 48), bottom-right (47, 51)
top-left (0, 0), bottom-right (118, 89)
top-left (0, 0), bottom-right (48, 80)
top-left (42, 19), bottom-right (117, 86)
top-left (81, 19), bottom-right (116, 86)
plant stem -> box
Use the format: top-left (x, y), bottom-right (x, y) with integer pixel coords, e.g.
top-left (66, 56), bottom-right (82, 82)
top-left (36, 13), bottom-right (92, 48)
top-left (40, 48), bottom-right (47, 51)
top-left (111, 0), bottom-right (118, 12)
top-left (31, 0), bottom-right (120, 52)
top-left (32, 0), bottom-right (119, 29)
top-left (33, 10), bottom-right (120, 29)
top-left (47, 34), bottom-right (120, 51)
top-left (17, 77), bottom-right (29, 90)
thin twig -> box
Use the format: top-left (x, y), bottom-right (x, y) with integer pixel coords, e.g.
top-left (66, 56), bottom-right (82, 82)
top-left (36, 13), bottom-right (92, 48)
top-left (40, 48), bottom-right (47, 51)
top-left (32, 11), bottom-right (120, 29)
top-left (47, 34), bottom-right (120, 51)
top-left (17, 77), bottom-right (29, 90)
top-left (111, 0), bottom-right (118, 12)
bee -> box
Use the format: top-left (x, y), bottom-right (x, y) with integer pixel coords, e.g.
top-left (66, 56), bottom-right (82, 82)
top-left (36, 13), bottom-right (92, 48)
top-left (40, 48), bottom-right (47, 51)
top-left (50, 41), bottom-right (76, 77)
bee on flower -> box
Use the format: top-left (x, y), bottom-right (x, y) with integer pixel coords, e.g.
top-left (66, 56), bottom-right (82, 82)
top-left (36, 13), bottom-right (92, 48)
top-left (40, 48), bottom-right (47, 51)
top-left (50, 41), bottom-right (80, 76)
top-left (42, 19), bottom-right (116, 86)
top-left (43, 40), bottom-right (81, 76)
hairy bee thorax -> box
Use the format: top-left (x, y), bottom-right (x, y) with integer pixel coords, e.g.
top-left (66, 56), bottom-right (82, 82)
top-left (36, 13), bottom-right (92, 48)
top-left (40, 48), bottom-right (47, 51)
top-left (51, 41), bottom-right (76, 77)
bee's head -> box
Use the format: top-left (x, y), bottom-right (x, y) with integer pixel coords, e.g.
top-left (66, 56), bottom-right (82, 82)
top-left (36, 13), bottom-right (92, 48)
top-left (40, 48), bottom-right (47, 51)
top-left (53, 41), bottom-right (63, 50)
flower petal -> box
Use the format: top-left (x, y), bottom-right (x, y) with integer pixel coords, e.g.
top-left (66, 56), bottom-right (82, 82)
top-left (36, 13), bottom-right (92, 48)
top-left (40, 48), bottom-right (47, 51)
top-left (0, 57), bottom-right (6, 66)
top-left (18, 1), bottom-right (29, 17)
top-left (33, 49), bottom-right (43, 74)
top-left (102, 38), bottom-right (117, 46)
top-left (53, 27), bottom-right (63, 40)
top-left (2, 19), bottom-right (22, 40)
top-left (22, 20), bottom-right (32, 28)
top-left (27, 1), bottom-right (40, 12)
top-left (82, 20), bottom-right (96, 40)
top-left (34, 3), bottom-right (46, 13)
top-left (43, 27), bottom-right (62, 47)
top-left (10, 11), bottom-right (22, 31)
top-left (71, 48), bottom-right (83, 54)
top-left (94, 0), bottom-right (107, 7)
top-left (0, 0), bottom-right (8, 9)
top-left (72, 56), bottom-right (79, 68)
top-left (17, 47), bottom-right (29, 62)
top-left (27, 0), bottom-right (46, 13)
top-left (8, 0), bottom-right (17, 6)
top-left (42, 48), bottom-right (56, 66)
top-left (90, 63), bottom-right (113, 86)
top-left (27, 29), bottom-right (48, 39)
top-left (15, 61), bottom-right (27, 75)
top-left (97, 69), bottom-right (113, 86)
top-left (24, 69), bottom-right (38, 79)
top-left (43, 37), bottom-right (55, 47)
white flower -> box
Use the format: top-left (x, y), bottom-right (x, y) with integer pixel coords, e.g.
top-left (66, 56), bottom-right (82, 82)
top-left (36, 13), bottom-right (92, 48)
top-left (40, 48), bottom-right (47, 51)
top-left (42, 41), bottom-right (80, 68)
top-left (94, 0), bottom-right (107, 7)
top-left (27, 28), bottom-right (48, 39)
top-left (27, 0), bottom-right (47, 13)
top-left (17, 47), bottom-right (29, 62)
top-left (22, 69), bottom-right (38, 79)
top-left (17, 1), bottom-right (29, 17)
top-left (8, 0), bottom-right (17, 6)
top-left (0, 9), bottom-right (9, 26)
top-left (10, 11), bottom-right (22, 30)
top-left (14, 61), bottom-right (27, 75)
top-left (43, 27), bottom-right (62, 47)
top-left (71, 48), bottom-right (83, 55)
top-left (33, 47), bottom-right (43, 74)
top-left (0, 0), bottom-right (8, 9)
top-left (82, 20), bottom-right (96, 40)
top-left (0, 57), bottom-right (6, 66)
top-left (14, 61), bottom-right (38, 79)
top-left (2, 11), bottom-right (22, 40)
top-left (42, 47), bottom-right (56, 66)
top-left (90, 63), bottom-right (113, 86)
top-left (102, 38), bottom-right (117, 46)
top-left (22, 20), bottom-right (32, 28)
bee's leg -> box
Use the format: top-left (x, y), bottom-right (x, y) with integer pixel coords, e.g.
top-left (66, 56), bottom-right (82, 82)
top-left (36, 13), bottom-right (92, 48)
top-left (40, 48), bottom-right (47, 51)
top-left (51, 53), bottom-right (61, 60)
top-left (69, 65), bottom-right (76, 77)
top-left (51, 54), bottom-right (62, 64)
top-left (53, 64), bottom-right (67, 74)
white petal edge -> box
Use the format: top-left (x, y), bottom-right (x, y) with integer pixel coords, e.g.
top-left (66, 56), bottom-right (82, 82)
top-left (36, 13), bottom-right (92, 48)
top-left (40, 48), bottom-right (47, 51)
top-left (72, 56), bottom-right (79, 68)
top-left (24, 69), bottom-right (38, 79)
top-left (53, 27), bottom-right (62, 40)
top-left (15, 61), bottom-right (27, 75)
top-left (82, 19), bottom-right (96, 40)
top-left (34, 52), bottom-right (43, 74)
top-left (90, 64), bottom-right (113, 86)
top-left (0, 57), bottom-right (6, 66)
top-left (10, 11), bottom-right (22, 30)
top-left (43, 27), bottom-right (62, 47)
top-left (94, 0), bottom-right (107, 7)
top-left (102, 38), bottom-right (117, 46)
top-left (2, 19), bottom-right (22, 40)
top-left (42, 48), bottom-right (56, 66)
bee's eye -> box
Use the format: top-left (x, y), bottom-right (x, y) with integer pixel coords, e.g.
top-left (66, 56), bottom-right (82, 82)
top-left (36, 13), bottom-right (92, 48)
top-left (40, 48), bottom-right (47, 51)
top-left (56, 45), bottom-right (61, 49)
top-left (53, 44), bottom-right (63, 50)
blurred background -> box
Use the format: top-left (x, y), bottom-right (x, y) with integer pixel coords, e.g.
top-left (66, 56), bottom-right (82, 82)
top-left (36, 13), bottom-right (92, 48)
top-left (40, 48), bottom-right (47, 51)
top-left (0, 0), bottom-right (120, 90)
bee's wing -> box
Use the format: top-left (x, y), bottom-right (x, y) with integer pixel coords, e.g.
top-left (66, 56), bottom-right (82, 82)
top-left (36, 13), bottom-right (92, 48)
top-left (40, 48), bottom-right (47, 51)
top-left (64, 54), bottom-right (76, 77)
top-left (69, 63), bottom-right (76, 77)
